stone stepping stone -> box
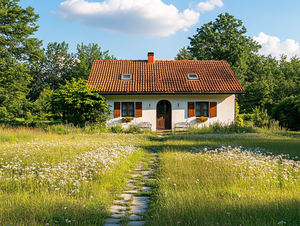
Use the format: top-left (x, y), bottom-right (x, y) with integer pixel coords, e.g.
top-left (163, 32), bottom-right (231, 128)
top-left (111, 212), bottom-right (127, 218)
top-left (130, 205), bottom-right (147, 214)
top-left (142, 187), bottom-right (152, 192)
top-left (128, 221), bottom-right (146, 226)
top-left (121, 194), bottom-right (132, 200)
top-left (149, 161), bottom-right (155, 164)
top-left (132, 196), bottom-right (149, 207)
top-left (130, 214), bottom-right (142, 220)
top-left (135, 165), bottom-right (143, 170)
top-left (110, 205), bottom-right (127, 213)
top-left (141, 170), bottom-right (154, 175)
top-left (124, 189), bottom-right (140, 193)
top-left (105, 218), bottom-right (121, 224)
top-left (131, 174), bottom-right (141, 178)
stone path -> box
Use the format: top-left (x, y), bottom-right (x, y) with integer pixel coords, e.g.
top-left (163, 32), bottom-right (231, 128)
top-left (104, 153), bottom-right (158, 226)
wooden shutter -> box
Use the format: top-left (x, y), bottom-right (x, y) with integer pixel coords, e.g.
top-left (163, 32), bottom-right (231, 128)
top-left (135, 102), bottom-right (142, 117)
top-left (188, 102), bottom-right (195, 117)
top-left (210, 102), bottom-right (217, 117)
top-left (114, 102), bottom-right (120, 117)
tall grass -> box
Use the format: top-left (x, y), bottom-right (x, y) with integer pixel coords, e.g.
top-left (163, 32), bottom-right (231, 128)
top-left (145, 134), bottom-right (300, 225)
top-left (0, 132), bottom-right (149, 225)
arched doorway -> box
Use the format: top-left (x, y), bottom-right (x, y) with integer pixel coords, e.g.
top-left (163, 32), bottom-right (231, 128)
top-left (156, 100), bottom-right (172, 130)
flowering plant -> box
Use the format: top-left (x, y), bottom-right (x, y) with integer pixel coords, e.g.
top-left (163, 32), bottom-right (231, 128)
top-left (196, 116), bottom-right (208, 123)
top-left (122, 117), bottom-right (133, 123)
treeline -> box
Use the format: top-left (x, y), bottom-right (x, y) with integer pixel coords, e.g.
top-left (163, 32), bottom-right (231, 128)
top-left (175, 13), bottom-right (300, 129)
top-left (0, 0), bottom-right (114, 125)
top-left (1, 1), bottom-right (300, 130)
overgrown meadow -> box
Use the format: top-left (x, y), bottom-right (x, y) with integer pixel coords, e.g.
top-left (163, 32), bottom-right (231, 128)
top-left (0, 128), bottom-right (149, 225)
top-left (145, 133), bottom-right (300, 226)
top-left (1, 127), bottom-right (300, 225)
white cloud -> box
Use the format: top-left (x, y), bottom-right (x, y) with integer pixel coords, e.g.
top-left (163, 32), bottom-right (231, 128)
top-left (253, 32), bottom-right (300, 60)
top-left (196, 0), bottom-right (224, 12)
top-left (56, 0), bottom-right (200, 37)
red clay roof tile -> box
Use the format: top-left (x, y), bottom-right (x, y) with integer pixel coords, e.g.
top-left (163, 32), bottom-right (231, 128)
top-left (87, 60), bottom-right (245, 94)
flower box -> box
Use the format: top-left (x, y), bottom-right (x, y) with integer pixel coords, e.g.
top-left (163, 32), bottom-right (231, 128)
top-left (196, 117), bottom-right (208, 123)
top-left (122, 117), bottom-right (133, 123)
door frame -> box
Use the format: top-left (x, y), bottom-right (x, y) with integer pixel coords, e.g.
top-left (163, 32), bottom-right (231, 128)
top-left (156, 100), bottom-right (172, 130)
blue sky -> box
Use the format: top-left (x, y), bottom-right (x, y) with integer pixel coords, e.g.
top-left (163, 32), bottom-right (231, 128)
top-left (19, 0), bottom-right (300, 61)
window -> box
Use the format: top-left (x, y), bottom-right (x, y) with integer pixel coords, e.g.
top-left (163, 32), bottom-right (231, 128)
top-left (121, 74), bottom-right (132, 81)
top-left (122, 102), bottom-right (134, 117)
top-left (196, 102), bottom-right (208, 117)
top-left (187, 73), bottom-right (199, 80)
top-left (158, 102), bottom-right (170, 115)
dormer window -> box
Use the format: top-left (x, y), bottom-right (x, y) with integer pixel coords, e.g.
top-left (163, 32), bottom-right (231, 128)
top-left (187, 73), bottom-right (199, 80)
top-left (121, 74), bottom-right (133, 81)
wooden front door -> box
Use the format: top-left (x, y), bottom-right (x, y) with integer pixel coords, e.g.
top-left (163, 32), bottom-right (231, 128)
top-left (157, 100), bottom-right (171, 130)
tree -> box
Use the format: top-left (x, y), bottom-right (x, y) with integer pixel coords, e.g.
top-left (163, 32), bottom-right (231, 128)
top-left (51, 78), bottom-right (110, 126)
top-left (187, 13), bottom-right (261, 82)
top-left (29, 42), bottom-right (76, 100)
top-left (174, 47), bottom-right (193, 60)
top-left (272, 96), bottom-right (300, 131)
top-left (74, 43), bottom-right (116, 80)
top-left (0, 0), bottom-right (43, 115)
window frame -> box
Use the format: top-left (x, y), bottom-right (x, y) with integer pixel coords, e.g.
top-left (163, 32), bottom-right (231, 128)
top-left (187, 73), bottom-right (199, 80)
top-left (195, 102), bottom-right (209, 117)
top-left (121, 74), bottom-right (133, 81)
top-left (122, 102), bottom-right (134, 117)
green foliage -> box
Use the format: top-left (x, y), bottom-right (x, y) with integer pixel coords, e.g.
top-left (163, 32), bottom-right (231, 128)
top-left (109, 123), bottom-right (123, 133)
top-left (196, 117), bottom-right (208, 123)
top-left (74, 43), bottom-right (116, 80)
top-left (188, 13), bottom-right (260, 75)
top-left (122, 117), bottom-right (133, 123)
top-left (188, 122), bottom-right (256, 134)
top-left (51, 78), bottom-right (110, 126)
top-left (0, 0), bottom-right (43, 115)
top-left (236, 115), bottom-right (244, 127)
top-left (272, 96), bottom-right (300, 131)
top-left (125, 125), bottom-right (142, 134)
top-left (252, 106), bottom-right (269, 127)
top-left (174, 47), bottom-right (194, 60)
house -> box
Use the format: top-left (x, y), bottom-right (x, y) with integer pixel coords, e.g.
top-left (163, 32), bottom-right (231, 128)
top-left (87, 52), bottom-right (245, 131)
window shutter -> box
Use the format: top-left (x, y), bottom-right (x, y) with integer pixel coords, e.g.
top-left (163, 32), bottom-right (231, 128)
top-left (114, 102), bottom-right (120, 117)
top-left (210, 102), bottom-right (217, 117)
top-left (135, 102), bottom-right (142, 117)
top-left (188, 102), bottom-right (195, 117)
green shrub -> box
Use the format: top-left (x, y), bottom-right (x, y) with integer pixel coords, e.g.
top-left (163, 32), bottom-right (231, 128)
top-left (272, 96), bottom-right (300, 131)
top-left (109, 123), bottom-right (123, 133)
top-left (236, 115), bottom-right (244, 127)
top-left (188, 122), bottom-right (257, 134)
top-left (252, 106), bottom-right (269, 127)
top-left (125, 125), bottom-right (142, 134)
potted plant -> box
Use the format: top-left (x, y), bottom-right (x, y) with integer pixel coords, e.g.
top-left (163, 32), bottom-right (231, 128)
top-left (196, 116), bottom-right (208, 123)
top-left (122, 117), bottom-right (133, 123)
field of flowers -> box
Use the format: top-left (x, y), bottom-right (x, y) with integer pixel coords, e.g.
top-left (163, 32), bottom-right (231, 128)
top-left (0, 130), bottom-right (147, 225)
top-left (145, 134), bottom-right (300, 226)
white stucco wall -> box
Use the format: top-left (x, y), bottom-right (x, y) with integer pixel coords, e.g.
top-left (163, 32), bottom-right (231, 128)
top-left (104, 94), bottom-right (236, 131)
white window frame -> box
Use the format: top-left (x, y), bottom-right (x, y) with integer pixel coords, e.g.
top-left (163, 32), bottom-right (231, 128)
top-left (187, 73), bottom-right (199, 80)
top-left (121, 74), bottom-right (133, 81)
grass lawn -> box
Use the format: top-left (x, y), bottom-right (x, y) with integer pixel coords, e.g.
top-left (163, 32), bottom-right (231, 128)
top-left (1, 127), bottom-right (300, 225)
top-left (144, 133), bottom-right (300, 226)
top-left (0, 128), bottom-right (150, 225)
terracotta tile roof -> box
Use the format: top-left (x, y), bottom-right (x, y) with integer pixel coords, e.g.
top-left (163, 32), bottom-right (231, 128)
top-left (87, 60), bottom-right (245, 94)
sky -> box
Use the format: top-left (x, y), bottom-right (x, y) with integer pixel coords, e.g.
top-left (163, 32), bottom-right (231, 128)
top-left (19, 0), bottom-right (300, 61)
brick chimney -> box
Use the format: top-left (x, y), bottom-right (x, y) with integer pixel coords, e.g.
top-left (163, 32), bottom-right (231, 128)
top-left (148, 52), bottom-right (154, 63)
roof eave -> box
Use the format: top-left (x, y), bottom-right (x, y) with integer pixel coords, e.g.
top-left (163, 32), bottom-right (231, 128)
top-left (97, 91), bottom-right (246, 95)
